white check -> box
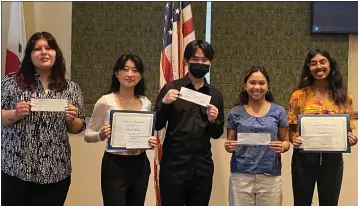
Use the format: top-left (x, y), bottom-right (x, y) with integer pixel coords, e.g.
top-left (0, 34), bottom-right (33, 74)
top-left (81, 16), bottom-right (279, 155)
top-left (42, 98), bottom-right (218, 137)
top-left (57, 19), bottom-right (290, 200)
top-left (179, 87), bottom-right (211, 107)
top-left (237, 133), bottom-right (271, 145)
top-left (31, 98), bottom-right (68, 112)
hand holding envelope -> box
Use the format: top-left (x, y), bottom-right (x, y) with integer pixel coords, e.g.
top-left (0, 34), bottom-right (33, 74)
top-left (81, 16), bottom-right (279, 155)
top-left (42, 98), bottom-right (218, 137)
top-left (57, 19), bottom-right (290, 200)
top-left (162, 89), bottom-right (181, 104)
top-left (65, 104), bottom-right (79, 122)
top-left (268, 141), bottom-right (285, 153)
top-left (15, 101), bottom-right (31, 119)
top-left (207, 104), bottom-right (218, 123)
top-left (224, 140), bottom-right (239, 153)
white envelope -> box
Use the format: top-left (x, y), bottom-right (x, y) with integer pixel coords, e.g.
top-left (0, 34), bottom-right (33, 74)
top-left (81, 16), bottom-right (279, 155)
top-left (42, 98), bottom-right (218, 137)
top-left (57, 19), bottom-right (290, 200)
top-left (31, 99), bottom-right (68, 112)
top-left (237, 133), bottom-right (271, 145)
top-left (179, 87), bottom-right (211, 107)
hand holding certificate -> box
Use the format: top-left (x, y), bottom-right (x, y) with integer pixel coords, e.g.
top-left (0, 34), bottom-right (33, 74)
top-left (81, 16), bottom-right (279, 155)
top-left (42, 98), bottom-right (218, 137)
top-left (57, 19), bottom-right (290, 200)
top-left (109, 110), bottom-right (155, 150)
top-left (298, 114), bottom-right (350, 152)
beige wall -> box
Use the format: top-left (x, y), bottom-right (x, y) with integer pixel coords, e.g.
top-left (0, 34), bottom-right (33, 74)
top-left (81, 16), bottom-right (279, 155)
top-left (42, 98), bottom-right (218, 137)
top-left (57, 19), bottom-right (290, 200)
top-left (1, 2), bottom-right (72, 78)
top-left (2, 2), bottom-right (358, 206)
top-left (1, 2), bottom-right (10, 77)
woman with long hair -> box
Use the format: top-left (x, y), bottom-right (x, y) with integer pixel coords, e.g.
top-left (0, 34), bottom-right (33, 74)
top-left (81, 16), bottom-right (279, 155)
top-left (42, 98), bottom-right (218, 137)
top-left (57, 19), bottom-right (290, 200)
top-left (288, 49), bottom-right (358, 206)
top-left (1, 31), bottom-right (85, 206)
top-left (225, 66), bottom-right (290, 206)
top-left (84, 54), bottom-right (157, 206)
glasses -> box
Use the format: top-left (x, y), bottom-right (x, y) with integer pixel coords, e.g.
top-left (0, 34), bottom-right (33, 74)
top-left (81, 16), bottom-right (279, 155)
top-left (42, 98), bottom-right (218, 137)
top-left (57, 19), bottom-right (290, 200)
top-left (308, 59), bottom-right (329, 68)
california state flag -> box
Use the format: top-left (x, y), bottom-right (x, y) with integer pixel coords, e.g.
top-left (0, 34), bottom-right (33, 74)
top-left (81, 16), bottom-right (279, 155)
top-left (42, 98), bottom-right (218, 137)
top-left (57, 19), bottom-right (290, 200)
top-left (5, 2), bottom-right (26, 75)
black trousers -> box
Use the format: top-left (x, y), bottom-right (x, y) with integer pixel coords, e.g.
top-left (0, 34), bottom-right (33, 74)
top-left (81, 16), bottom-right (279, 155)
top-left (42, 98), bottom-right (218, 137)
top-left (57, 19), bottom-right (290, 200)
top-left (101, 151), bottom-right (151, 206)
top-left (1, 171), bottom-right (71, 206)
top-left (291, 149), bottom-right (343, 206)
top-left (159, 168), bottom-right (213, 206)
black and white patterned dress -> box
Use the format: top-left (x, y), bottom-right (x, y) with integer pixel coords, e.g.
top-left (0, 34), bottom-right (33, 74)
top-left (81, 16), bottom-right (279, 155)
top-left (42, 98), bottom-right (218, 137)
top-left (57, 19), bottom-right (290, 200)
top-left (1, 73), bottom-right (85, 184)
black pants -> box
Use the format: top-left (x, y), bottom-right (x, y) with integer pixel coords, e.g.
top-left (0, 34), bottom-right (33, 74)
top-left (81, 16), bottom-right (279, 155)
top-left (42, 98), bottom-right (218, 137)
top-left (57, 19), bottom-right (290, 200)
top-left (101, 151), bottom-right (151, 206)
top-left (159, 168), bottom-right (213, 206)
top-left (1, 171), bottom-right (71, 206)
top-left (291, 149), bottom-right (343, 206)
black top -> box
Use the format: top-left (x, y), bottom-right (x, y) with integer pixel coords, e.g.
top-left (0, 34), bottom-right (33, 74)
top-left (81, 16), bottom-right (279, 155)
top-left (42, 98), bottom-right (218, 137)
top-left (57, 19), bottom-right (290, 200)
top-left (155, 75), bottom-right (224, 180)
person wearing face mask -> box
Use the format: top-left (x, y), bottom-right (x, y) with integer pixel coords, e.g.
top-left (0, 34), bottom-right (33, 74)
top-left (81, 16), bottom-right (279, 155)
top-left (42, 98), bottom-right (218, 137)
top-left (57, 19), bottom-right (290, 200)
top-left (154, 40), bottom-right (224, 206)
top-left (1, 32), bottom-right (85, 206)
top-left (288, 49), bottom-right (357, 206)
top-left (225, 66), bottom-right (290, 206)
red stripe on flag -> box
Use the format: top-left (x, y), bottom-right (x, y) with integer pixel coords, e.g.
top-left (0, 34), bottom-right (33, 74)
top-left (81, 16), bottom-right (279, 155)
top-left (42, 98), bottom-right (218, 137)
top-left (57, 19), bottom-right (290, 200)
top-left (156, 3), bottom-right (195, 206)
top-left (161, 51), bottom-right (174, 83)
top-left (183, 18), bottom-right (194, 38)
top-left (5, 49), bottom-right (20, 74)
top-left (154, 131), bottom-right (163, 206)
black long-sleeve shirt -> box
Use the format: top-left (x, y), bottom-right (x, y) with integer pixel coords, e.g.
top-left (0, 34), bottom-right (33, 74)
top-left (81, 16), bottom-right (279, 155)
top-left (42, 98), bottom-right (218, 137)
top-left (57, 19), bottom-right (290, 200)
top-left (155, 75), bottom-right (224, 180)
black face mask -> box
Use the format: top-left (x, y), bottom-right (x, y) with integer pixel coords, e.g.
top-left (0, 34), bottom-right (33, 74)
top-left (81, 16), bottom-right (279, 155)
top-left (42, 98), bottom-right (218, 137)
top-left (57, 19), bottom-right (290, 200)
top-left (189, 63), bottom-right (210, 79)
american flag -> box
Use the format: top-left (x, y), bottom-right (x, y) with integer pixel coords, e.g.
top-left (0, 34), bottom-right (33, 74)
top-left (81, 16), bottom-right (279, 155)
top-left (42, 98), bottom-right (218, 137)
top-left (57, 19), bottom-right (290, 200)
top-left (154, 2), bottom-right (195, 206)
top-left (5, 2), bottom-right (26, 75)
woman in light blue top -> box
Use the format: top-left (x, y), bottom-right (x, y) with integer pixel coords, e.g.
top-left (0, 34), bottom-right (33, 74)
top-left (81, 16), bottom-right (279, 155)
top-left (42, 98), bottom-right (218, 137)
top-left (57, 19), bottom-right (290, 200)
top-left (224, 66), bottom-right (290, 206)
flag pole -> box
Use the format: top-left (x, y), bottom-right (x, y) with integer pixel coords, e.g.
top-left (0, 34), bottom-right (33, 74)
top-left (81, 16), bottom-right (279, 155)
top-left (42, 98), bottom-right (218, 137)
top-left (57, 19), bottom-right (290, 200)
top-left (204, 1), bottom-right (211, 83)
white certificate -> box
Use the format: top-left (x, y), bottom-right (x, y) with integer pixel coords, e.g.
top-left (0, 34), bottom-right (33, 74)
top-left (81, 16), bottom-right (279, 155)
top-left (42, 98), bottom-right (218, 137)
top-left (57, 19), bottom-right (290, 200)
top-left (179, 87), bottom-right (211, 107)
top-left (126, 136), bottom-right (151, 149)
top-left (31, 98), bottom-right (68, 112)
top-left (300, 116), bottom-right (347, 151)
top-left (237, 133), bottom-right (271, 145)
top-left (301, 135), bottom-right (333, 149)
top-left (110, 111), bottom-right (154, 149)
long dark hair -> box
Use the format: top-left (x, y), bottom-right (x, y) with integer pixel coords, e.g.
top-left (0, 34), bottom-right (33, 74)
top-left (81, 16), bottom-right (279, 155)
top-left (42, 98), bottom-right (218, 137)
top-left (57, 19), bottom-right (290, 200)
top-left (16, 31), bottom-right (67, 91)
top-left (297, 49), bottom-right (347, 106)
top-left (107, 54), bottom-right (145, 96)
top-left (237, 66), bottom-right (274, 105)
